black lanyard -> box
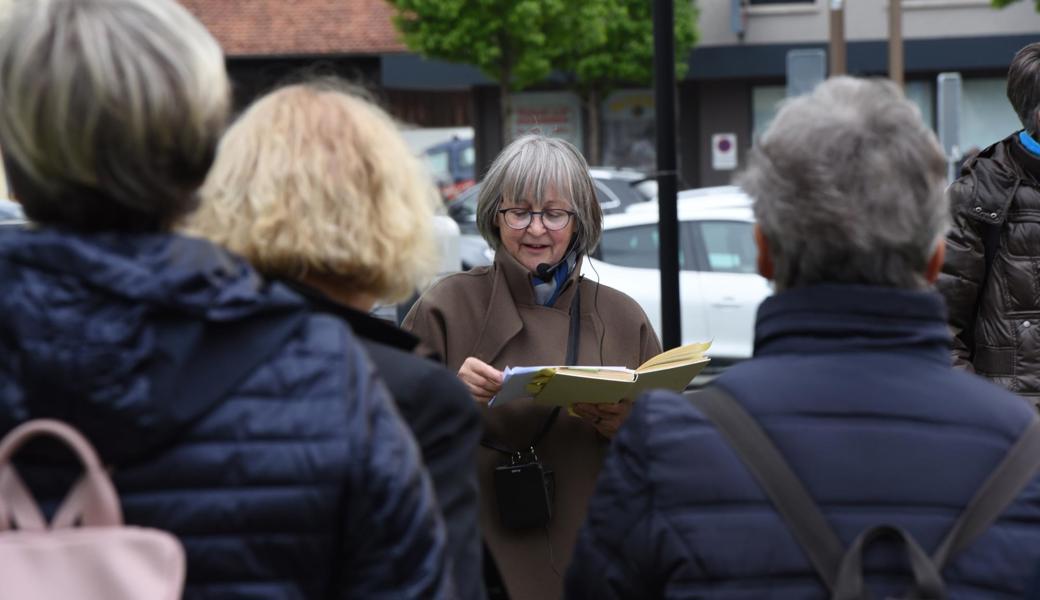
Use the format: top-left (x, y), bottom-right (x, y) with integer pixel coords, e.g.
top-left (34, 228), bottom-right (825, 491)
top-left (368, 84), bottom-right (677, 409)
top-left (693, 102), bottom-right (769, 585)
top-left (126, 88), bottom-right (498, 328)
top-left (481, 284), bottom-right (581, 459)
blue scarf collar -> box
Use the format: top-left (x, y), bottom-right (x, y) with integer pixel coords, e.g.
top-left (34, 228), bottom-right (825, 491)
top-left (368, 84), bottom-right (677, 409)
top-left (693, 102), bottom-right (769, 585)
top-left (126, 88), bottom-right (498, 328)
top-left (532, 251), bottom-right (577, 306)
top-left (1019, 130), bottom-right (1040, 158)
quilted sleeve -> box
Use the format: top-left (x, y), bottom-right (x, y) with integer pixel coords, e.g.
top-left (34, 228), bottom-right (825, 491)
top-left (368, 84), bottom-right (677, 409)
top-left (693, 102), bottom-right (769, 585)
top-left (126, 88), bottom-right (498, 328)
top-left (936, 177), bottom-right (986, 371)
top-left (337, 338), bottom-right (454, 599)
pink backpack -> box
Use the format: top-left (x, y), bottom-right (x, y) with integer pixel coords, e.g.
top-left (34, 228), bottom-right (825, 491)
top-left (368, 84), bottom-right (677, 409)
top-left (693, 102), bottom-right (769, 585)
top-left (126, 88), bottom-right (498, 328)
top-left (0, 419), bottom-right (186, 599)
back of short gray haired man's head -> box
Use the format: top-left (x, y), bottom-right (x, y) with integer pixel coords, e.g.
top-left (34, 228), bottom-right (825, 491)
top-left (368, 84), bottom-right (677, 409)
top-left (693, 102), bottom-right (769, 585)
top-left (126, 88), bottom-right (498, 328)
top-left (476, 134), bottom-right (603, 256)
top-left (1008, 42), bottom-right (1040, 137)
top-left (737, 76), bottom-right (949, 291)
top-left (0, 0), bottom-right (230, 231)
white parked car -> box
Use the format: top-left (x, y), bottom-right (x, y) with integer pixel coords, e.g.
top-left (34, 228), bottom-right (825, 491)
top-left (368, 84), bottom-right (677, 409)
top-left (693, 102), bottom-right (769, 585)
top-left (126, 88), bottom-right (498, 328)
top-left (583, 186), bottom-right (772, 365)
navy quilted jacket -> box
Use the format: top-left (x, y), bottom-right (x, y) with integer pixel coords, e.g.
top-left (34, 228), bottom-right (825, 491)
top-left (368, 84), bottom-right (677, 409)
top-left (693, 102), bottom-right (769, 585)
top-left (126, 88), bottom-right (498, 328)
top-left (0, 228), bottom-right (451, 599)
top-left (566, 284), bottom-right (1040, 599)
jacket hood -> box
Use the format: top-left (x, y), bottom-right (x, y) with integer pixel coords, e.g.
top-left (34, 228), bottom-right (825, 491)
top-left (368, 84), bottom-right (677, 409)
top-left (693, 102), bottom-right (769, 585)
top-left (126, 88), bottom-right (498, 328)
top-left (0, 227), bottom-right (306, 463)
top-left (960, 132), bottom-right (1040, 224)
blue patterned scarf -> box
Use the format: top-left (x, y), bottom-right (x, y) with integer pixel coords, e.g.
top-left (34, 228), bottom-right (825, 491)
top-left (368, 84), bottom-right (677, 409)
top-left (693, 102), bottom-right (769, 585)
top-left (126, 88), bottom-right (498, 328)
top-left (532, 251), bottom-right (577, 306)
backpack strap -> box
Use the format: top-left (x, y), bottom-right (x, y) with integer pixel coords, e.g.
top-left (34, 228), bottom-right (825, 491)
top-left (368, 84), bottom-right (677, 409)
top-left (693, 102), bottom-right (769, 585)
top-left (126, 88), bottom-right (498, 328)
top-left (931, 416), bottom-right (1040, 569)
top-left (832, 525), bottom-right (944, 600)
top-left (687, 386), bottom-right (845, 591)
top-left (1, 307), bottom-right (309, 528)
top-left (691, 386), bottom-right (1040, 599)
top-left (833, 415), bottom-right (1040, 599)
top-left (0, 420), bottom-right (123, 530)
top-left (0, 466), bottom-right (44, 530)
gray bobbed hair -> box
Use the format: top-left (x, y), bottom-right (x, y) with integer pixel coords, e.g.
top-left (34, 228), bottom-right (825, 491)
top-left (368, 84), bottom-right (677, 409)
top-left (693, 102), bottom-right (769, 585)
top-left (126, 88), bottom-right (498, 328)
top-left (737, 76), bottom-right (949, 291)
top-left (0, 0), bottom-right (230, 230)
top-left (476, 134), bottom-right (602, 256)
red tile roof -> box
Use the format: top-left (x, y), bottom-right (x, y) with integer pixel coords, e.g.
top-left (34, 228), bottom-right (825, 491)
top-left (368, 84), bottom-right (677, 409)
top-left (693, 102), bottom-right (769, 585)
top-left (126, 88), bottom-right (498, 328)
top-left (180, 0), bottom-right (407, 57)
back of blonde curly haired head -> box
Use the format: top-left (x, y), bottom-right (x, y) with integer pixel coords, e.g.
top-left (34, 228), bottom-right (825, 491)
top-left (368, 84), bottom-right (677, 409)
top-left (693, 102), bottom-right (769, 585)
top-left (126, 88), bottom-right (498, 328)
top-left (185, 80), bottom-right (440, 303)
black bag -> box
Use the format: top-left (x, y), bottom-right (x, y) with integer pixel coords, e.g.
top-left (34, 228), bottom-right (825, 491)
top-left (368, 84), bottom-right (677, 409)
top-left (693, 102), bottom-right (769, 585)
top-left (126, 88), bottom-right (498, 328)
top-left (493, 449), bottom-right (555, 530)
top-left (688, 386), bottom-right (1040, 600)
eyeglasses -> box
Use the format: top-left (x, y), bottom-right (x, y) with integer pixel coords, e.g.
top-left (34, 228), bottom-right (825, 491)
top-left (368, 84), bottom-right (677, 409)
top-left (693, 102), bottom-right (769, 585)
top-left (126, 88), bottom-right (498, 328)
top-left (498, 208), bottom-right (576, 231)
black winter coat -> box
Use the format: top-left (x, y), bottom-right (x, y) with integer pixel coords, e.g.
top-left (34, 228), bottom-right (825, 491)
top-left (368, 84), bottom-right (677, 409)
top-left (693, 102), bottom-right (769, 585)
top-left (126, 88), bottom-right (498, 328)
top-left (287, 283), bottom-right (485, 600)
top-left (938, 131), bottom-right (1040, 398)
top-left (0, 228), bottom-right (452, 599)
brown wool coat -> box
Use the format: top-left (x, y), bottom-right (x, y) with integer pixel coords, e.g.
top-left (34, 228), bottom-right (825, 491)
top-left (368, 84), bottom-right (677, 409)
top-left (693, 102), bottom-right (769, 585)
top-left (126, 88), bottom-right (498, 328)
top-left (403, 251), bottom-right (661, 600)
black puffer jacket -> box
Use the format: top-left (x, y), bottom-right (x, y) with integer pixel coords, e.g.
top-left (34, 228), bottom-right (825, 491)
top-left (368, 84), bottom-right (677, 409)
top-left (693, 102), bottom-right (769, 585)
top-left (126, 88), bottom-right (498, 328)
top-left (938, 131), bottom-right (1040, 399)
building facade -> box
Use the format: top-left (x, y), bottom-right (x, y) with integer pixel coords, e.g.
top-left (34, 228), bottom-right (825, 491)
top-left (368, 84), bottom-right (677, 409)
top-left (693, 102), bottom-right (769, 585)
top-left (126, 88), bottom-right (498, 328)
top-left (181, 0), bottom-right (1040, 189)
top-left (686, 0), bottom-right (1040, 186)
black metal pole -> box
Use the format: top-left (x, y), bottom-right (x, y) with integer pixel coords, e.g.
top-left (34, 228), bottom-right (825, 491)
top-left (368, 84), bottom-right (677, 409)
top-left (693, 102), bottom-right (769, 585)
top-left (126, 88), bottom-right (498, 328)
top-left (653, 0), bottom-right (681, 350)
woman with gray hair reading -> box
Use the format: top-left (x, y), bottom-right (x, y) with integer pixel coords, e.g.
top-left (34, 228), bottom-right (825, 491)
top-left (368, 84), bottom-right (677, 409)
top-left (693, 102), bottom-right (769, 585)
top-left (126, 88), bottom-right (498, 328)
top-left (404, 134), bottom-right (661, 600)
top-left (0, 0), bottom-right (450, 597)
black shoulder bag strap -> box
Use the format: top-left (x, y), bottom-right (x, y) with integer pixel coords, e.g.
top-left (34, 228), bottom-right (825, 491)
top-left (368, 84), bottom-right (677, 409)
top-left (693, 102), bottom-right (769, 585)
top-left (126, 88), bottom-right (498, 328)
top-left (687, 386), bottom-right (845, 591)
top-left (835, 415), bottom-right (1040, 600)
top-left (931, 415), bottom-right (1040, 568)
top-left (689, 386), bottom-right (1040, 598)
top-left (481, 284), bottom-right (581, 457)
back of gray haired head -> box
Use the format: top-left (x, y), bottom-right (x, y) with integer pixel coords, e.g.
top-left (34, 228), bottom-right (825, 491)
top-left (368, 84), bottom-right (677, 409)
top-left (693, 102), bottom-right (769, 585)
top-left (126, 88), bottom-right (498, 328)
top-left (0, 0), bottom-right (230, 231)
top-left (737, 76), bottom-right (948, 291)
top-left (476, 135), bottom-right (602, 255)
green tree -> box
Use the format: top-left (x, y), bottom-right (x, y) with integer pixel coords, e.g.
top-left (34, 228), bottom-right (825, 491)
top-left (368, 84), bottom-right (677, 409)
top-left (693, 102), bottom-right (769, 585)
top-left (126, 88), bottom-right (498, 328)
top-left (388, 0), bottom-right (698, 163)
top-left (991, 0), bottom-right (1040, 10)
top-left (560, 0), bottom-right (698, 165)
top-left (388, 0), bottom-right (573, 143)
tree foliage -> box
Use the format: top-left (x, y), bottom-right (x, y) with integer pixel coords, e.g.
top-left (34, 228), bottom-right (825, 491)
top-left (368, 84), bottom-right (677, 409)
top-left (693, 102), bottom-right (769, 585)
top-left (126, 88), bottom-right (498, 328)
top-left (387, 0), bottom-right (700, 152)
top-left (558, 0), bottom-right (698, 163)
top-left (991, 0), bottom-right (1040, 9)
top-left (562, 0), bottom-right (699, 95)
top-left (388, 0), bottom-right (573, 91)
top-left (389, 0), bottom-right (699, 95)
